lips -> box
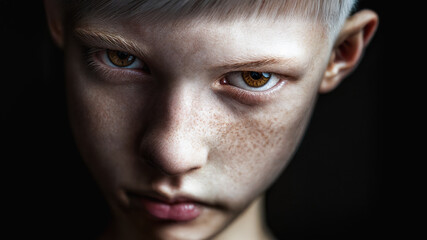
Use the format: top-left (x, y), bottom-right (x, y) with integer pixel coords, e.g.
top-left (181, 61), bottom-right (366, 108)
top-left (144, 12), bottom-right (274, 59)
top-left (129, 193), bottom-right (202, 222)
top-left (141, 197), bottom-right (201, 221)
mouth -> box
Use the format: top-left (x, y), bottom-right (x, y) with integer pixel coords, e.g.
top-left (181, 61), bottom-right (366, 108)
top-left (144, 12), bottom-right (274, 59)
top-left (127, 192), bottom-right (203, 222)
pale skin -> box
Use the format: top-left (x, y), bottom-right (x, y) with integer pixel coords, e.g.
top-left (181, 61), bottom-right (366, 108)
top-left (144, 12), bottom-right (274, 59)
top-left (44, 1), bottom-right (378, 239)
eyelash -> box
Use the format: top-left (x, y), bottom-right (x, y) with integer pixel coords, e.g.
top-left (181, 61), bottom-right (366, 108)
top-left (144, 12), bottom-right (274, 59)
top-left (83, 47), bottom-right (147, 82)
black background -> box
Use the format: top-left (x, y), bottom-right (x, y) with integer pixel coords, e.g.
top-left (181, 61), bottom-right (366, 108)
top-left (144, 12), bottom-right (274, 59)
top-left (1, 1), bottom-right (383, 239)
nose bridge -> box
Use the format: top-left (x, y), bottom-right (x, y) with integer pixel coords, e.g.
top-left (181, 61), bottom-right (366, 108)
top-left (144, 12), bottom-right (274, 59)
top-left (140, 80), bottom-right (208, 176)
top-left (167, 82), bottom-right (198, 132)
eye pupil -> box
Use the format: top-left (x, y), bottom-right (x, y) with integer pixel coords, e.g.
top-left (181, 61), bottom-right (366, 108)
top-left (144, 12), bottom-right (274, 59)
top-left (250, 72), bottom-right (262, 80)
top-left (117, 51), bottom-right (130, 60)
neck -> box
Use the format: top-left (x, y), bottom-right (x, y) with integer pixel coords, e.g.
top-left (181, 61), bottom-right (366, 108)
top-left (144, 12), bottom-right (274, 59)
top-left (213, 194), bottom-right (275, 240)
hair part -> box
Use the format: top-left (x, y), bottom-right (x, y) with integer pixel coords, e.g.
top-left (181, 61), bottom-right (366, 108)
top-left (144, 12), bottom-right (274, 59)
top-left (64, 0), bottom-right (357, 39)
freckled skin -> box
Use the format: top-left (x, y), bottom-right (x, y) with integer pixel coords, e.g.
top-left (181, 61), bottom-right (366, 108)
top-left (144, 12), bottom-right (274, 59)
top-left (65, 17), bottom-right (331, 240)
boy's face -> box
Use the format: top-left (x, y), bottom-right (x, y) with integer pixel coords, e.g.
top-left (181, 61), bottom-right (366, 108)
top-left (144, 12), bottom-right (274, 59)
top-left (65, 15), bottom-right (331, 239)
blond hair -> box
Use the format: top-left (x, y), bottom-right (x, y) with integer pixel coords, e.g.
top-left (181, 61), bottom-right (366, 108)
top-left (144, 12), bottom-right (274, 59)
top-left (65, 0), bottom-right (357, 39)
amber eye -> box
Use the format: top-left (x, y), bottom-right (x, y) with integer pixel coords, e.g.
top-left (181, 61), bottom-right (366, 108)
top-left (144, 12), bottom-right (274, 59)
top-left (241, 71), bottom-right (271, 87)
top-left (107, 50), bottom-right (136, 67)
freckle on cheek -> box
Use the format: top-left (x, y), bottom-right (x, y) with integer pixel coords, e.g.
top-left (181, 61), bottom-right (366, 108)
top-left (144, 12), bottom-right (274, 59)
top-left (217, 118), bottom-right (286, 161)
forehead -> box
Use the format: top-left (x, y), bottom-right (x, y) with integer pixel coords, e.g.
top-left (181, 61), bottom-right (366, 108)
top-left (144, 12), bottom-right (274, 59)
top-left (66, 0), bottom-right (332, 27)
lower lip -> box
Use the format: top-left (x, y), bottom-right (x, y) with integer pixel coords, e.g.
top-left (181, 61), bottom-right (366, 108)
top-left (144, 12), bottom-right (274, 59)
top-left (140, 197), bottom-right (201, 221)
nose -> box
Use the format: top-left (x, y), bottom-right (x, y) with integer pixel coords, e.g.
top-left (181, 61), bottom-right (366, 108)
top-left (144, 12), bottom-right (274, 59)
top-left (139, 82), bottom-right (209, 176)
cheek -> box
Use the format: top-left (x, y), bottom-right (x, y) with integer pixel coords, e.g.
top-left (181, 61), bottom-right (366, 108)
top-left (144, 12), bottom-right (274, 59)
top-left (210, 87), bottom-right (317, 206)
top-left (64, 47), bottom-right (154, 189)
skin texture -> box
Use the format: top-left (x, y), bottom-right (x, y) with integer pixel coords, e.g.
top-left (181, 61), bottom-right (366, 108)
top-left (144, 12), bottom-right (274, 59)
top-left (66, 18), bottom-right (328, 240)
top-left (44, 1), bottom-right (378, 239)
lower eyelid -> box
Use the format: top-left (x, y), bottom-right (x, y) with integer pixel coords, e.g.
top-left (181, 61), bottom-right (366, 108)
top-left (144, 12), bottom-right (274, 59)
top-left (212, 79), bottom-right (287, 106)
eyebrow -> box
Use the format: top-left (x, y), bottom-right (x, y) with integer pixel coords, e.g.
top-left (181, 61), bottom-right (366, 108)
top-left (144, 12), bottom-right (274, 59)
top-left (214, 58), bottom-right (284, 70)
top-left (211, 57), bottom-right (301, 74)
top-left (73, 28), bottom-right (148, 58)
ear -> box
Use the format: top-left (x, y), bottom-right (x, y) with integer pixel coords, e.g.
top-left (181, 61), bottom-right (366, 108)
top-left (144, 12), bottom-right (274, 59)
top-left (319, 10), bottom-right (379, 93)
top-left (44, 0), bottom-right (65, 48)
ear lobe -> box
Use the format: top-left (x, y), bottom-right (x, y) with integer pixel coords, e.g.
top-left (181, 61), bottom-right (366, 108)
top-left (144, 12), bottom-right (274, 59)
top-left (319, 10), bottom-right (379, 94)
top-left (44, 0), bottom-right (65, 48)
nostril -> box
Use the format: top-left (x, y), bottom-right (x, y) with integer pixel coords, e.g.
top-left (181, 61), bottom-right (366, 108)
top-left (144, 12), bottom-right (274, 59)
top-left (140, 148), bottom-right (171, 175)
top-left (140, 144), bottom-right (206, 176)
top-left (188, 166), bottom-right (201, 172)
top-left (144, 156), bottom-right (161, 172)
top-left (144, 158), bottom-right (201, 176)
